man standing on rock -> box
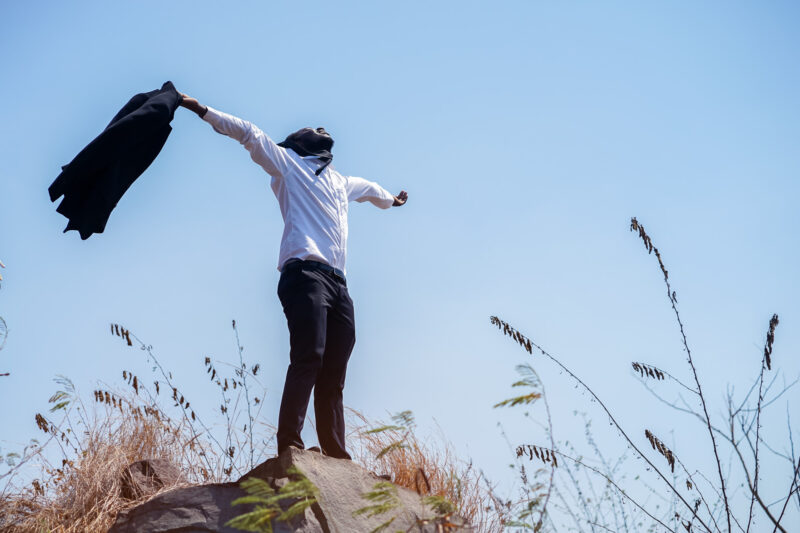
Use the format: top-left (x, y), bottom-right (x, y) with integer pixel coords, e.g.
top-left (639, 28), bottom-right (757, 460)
top-left (179, 93), bottom-right (408, 460)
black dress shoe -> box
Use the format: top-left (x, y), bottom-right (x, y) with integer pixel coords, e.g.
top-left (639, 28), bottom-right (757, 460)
top-left (278, 444), bottom-right (304, 456)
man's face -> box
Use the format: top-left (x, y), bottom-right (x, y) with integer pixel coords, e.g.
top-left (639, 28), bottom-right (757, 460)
top-left (297, 127), bottom-right (329, 135)
top-left (282, 126), bottom-right (334, 154)
top-left (300, 127), bottom-right (333, 151)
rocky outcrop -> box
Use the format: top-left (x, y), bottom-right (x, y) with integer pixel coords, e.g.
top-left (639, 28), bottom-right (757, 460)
top-left (109, 447), bottom-right (471, 533)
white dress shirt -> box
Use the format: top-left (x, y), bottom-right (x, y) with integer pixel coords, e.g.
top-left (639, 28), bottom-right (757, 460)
top-left (202, 106), bottom-right (395, 274)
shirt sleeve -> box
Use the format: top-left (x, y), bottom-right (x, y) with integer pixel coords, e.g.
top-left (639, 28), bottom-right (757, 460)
top-left (202, 106), bottom-right (291, 179)
top-left (344, 175), bottom-right (395, 209)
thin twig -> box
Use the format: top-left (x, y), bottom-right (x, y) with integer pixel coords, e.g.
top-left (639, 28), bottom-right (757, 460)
top-left (633, 362), bottom-right (698, 395)
top-left (128, 331), bottom-right (222, 473)
top-left (746, 316), bottom-right (778, 533)
top-left (724, 397), bottom-right (787, 533)
top-left (490, 316), bottom-right (713, 532)
top-left (630, 217), bottom-right (731, 532)
top-left (533, 446), bottom-right (676, 532)
top-left (232, 320), bottom-right (255, 471)
top-left (770, 456), bottom-right (800, 533)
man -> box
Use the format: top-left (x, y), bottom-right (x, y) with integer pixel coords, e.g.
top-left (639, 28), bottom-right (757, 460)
top-left (179, 93), bottom-right (408, 460)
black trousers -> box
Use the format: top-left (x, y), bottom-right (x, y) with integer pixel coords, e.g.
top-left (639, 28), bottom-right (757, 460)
top-left (276, 261), bottom-right (356, 459)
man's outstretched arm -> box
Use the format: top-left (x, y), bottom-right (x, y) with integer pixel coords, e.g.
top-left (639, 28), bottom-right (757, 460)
top-left (344, 175), bottom-right (408, 209)
top-left (178, 94), bottom-right (208, 118)
top-left (179, 93), bottom-right (290, 179)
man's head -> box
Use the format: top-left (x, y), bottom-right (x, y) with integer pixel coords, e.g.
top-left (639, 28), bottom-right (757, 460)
top-left (278, 127), bottom-right (334, 176)
top-left (281, 127), bottom-right (333, 155)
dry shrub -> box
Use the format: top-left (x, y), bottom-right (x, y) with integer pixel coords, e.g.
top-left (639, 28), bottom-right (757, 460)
top-left (348, 409), bottom-right (508, 533)
top-left (0, 382), bottom-right (221, 533)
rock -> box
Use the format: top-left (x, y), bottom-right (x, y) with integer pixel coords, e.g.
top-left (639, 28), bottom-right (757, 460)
top-left (121, 459), bottom-right (185, 500)
top-left (109, 481), bottom-right (321, 533)
top-left (109, 447), bottom-right (471, 532)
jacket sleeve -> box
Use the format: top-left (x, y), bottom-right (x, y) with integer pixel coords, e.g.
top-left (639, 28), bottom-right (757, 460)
top-left (202, 106), bottom-right (291, 179)
top-left (344, 175), bottom-right (395, 209)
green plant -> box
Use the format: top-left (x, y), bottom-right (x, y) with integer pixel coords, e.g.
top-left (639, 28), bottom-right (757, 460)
top-left (352, 481), bottom-right (402, 533)
top-left (226, 465), bottom-right (319, 533)
top-left (365, 410), bottom-right (416, 460)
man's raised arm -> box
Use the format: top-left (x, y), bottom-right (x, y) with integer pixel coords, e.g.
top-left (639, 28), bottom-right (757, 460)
top-left (179, 93), bottom-right (290, 179)
top-left (344, 175), bottom-right (408, 209)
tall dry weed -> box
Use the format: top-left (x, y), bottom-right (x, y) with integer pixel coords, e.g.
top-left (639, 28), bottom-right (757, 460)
top-left (488, 218), bottom-right (799, 532)
top-left (0, 377), bottom-right (216, 532)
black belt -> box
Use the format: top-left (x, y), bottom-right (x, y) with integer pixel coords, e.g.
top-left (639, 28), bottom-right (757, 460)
top-left (282, 258), bottom-right (346, 283)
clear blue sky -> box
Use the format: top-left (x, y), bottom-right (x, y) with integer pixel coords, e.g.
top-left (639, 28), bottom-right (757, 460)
top-left (1, 1), bottom-right (799, 528)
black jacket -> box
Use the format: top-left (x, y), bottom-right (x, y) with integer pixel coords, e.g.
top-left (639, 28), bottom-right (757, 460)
top-left (49, 81), bottom-right (182, 239)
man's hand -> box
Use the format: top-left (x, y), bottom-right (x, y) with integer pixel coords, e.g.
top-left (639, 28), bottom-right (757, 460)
top-left (178, 92), bottom-right (208, 118)
top-left (393, 190), bottom-right (408, 207)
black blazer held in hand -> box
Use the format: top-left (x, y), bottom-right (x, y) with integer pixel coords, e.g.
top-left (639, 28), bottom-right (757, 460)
top-left (49, 81), bottom-right (182, 239)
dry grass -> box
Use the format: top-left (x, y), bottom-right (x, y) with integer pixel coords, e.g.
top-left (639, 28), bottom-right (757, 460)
top-left (348, 409), bottom-right (509, 532)
top-left (0, 384), bottom-right (217, 533)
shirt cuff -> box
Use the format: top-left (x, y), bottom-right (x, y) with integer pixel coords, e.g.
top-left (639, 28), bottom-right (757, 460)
top-left (201, 106), bottom-right (227, 135)
top-left (380, 188), bottom-right (395, 209)
top-left (202, 105), bottom-right (221, 124)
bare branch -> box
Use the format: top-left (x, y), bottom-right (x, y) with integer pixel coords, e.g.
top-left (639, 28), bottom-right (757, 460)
top-left (747, 315), bottom-right (779, 533)
top-left (525, 445), bottom-right (677, 532)
top-left (630, 217), bottom-right (731, 532)
top-left (490, 316), bottom-right (714, 532)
